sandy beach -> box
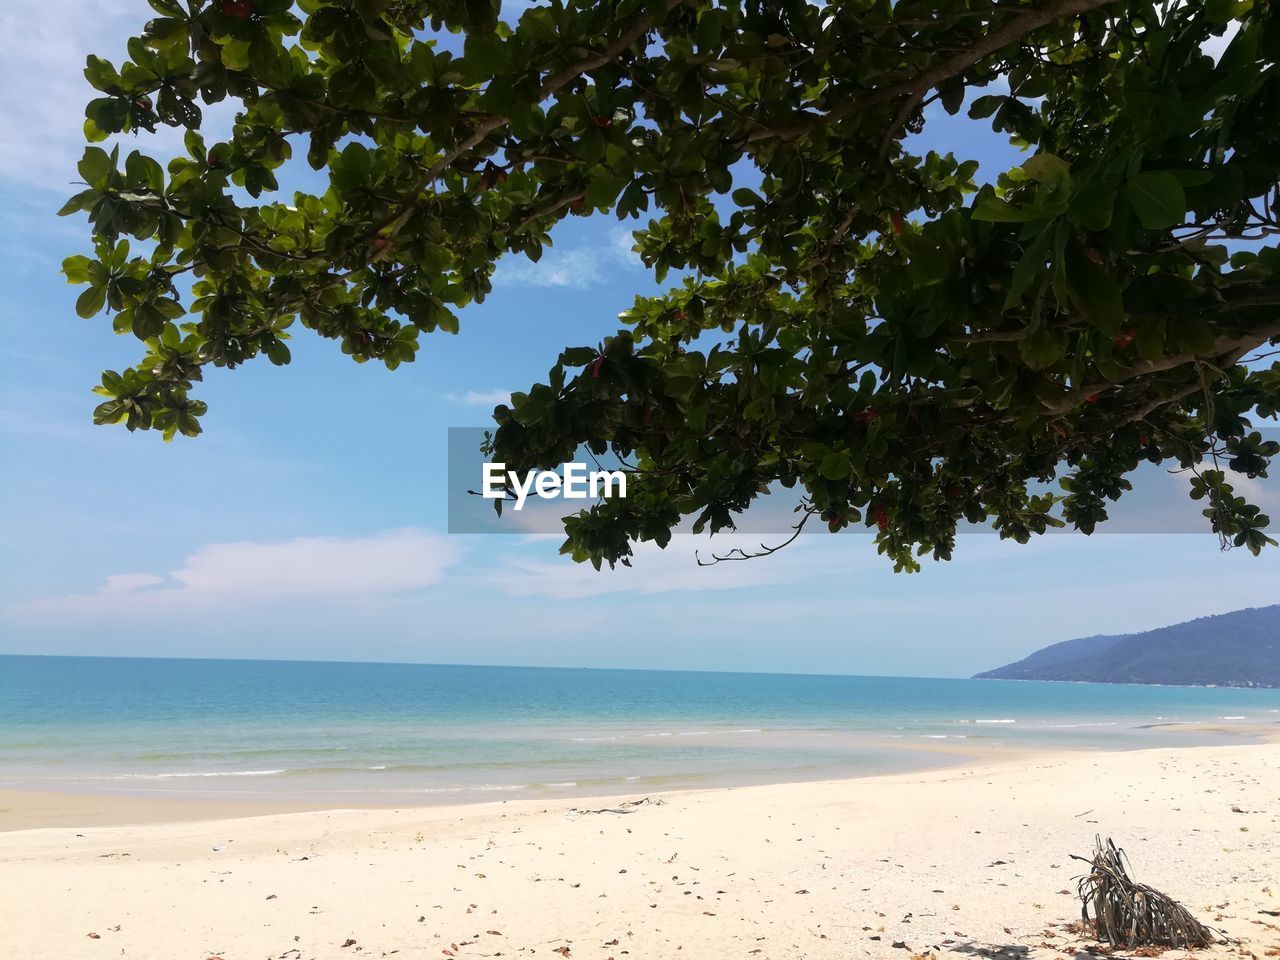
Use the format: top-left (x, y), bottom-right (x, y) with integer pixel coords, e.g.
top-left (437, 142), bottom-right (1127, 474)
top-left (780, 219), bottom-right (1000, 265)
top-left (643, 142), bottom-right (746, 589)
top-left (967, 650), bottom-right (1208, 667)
top-left (1, 739), bottom-right (1276, 960)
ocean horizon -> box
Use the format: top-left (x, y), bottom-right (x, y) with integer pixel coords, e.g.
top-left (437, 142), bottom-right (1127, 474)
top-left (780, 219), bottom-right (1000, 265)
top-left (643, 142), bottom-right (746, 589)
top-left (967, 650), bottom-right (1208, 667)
top-left (3, 654), bottom-right (1278, 804)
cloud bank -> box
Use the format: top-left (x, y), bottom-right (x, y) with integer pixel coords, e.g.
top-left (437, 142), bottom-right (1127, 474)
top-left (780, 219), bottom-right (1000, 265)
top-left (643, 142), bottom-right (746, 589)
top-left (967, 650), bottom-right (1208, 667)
top-left (13, 529), bottom-right (459, 617)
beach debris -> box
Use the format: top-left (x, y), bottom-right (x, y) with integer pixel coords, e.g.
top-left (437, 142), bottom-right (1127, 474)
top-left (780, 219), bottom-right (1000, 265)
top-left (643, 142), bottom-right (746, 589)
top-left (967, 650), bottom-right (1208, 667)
top-left (86, 932), bottom-right (100, 939)
top-left (340, 938), bottom-right (357, 948)
top-left (569, 796), bottom-right (665, 816)
top-left (1072, 835), bottom-right (1218, 948)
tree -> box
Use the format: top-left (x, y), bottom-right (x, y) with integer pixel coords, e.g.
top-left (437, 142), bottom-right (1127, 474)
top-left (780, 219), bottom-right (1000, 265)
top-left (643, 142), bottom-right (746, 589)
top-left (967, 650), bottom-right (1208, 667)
top-left (63, 0), bottom-right (1280, 571)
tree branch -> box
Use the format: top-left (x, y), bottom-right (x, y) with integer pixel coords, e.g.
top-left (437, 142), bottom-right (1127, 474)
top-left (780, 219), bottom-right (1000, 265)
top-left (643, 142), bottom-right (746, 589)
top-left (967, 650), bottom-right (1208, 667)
top-left (748, 0), bottom-right (1121, 146)
top-left (1041, 319), bottom-right (1280, 414)
top-left (381, 0), bottom-right (686, 238)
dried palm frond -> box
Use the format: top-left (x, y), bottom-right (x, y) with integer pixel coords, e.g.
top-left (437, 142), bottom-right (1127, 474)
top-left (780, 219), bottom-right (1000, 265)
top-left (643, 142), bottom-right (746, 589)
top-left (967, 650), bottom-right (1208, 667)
top-left (1071, 836), bottom-right (1217, 949)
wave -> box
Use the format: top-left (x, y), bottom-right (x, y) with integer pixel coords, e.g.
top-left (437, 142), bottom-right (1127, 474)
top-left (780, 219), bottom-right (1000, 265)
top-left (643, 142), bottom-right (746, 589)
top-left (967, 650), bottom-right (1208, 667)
top-left (571, 727), bottom-right (763, 742)
top-left (108, 769), bottom-right (287, 780)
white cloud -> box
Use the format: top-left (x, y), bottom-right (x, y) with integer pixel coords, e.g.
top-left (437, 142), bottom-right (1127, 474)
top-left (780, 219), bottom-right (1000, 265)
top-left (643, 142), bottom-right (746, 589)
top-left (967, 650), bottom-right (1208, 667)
top-left (171, 529), bottom-right (456, 595)
top-left (99, 576), bottom-right (165, 599)
top-left (492, 226), bottom-right (642, 289)
top-left (13, 528), bottom-right (459, 617)
top-left (445, 389), bottom-right (512, 406)
top-left (100, 573), bottom-right (164, 594)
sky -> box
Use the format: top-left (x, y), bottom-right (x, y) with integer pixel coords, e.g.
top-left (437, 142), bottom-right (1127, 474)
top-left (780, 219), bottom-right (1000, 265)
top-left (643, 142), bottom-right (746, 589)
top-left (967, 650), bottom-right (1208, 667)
top-left (0, 2), bottom-right (1277, 679)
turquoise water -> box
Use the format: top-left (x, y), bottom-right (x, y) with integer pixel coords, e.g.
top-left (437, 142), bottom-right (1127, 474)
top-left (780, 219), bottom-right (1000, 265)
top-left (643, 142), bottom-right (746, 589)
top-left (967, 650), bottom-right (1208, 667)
top-left (1, 656), bottom-right (1276, 802)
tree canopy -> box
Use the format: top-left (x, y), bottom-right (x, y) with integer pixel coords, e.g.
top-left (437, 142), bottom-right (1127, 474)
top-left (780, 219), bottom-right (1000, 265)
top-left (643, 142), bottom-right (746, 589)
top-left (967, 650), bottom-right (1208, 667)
top-left (63, 0), bottom-right (1280, 570)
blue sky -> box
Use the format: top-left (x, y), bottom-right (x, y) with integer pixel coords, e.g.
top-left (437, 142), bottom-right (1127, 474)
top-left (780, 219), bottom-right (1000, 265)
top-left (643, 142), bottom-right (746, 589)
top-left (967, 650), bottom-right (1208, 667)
top-left (1, 1), bottom-right (1277, 678)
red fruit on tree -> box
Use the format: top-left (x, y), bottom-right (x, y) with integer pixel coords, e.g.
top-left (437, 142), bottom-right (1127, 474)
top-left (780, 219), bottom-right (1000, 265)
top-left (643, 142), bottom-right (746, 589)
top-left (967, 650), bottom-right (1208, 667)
top-left (889, 212), bottom-right (904, 236)
top-left (673, 309), bottom-right (686, 321)
top-left (1085, 393), bottom-right (1101, 404)
top-left (1113, 329), bottom-right (1135, 348)
top-left (223, 0), bottom-right (253, 18)
top-left (478, 161), bottom-right (507, 191)
top-left (592, 114), bottom-right (613, 129)
top-left (855, 409), bottom-right (879, 425)
top-left (590, 356), bottom-right (604, 379)
top-left (135, 96), bottom-right (153, 112)
top-left (874, 503), bottom-right (889, 532)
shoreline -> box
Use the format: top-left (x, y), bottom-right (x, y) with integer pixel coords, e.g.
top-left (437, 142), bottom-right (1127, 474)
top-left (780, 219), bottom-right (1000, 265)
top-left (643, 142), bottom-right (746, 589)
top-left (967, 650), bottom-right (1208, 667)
top-left (1, 739), bottom-right (1276, 959)
top-left (1, 722), bottom-right (1275, 832)
top-left (2, 721), bottom-right (1269, 834)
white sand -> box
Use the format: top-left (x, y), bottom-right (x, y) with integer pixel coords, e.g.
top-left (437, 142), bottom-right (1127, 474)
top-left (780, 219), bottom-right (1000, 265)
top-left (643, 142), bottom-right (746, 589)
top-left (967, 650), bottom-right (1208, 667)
top-left (1, 741), bottom-right (1277, 959)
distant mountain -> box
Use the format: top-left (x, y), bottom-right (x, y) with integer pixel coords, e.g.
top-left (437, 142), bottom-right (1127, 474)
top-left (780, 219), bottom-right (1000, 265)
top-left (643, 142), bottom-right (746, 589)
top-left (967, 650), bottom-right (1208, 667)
top-left (974, 604), bottom-right (1280, 687)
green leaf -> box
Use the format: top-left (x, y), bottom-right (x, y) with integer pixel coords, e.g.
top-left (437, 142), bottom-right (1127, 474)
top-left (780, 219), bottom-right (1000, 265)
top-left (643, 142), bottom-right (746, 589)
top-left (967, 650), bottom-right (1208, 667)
top-left (62, 256), bottom-right (93, 284)
top-left (1125, 172), bottom-right (1186, 230)
top-left (1003, 228), bottom-right (1053, 310)
top-left (971, 192), bottom-right (1034, 222)
top-left (77, 147), bottom-right (113, 187)
top-left (220, 39), bottom-right (252, 71)
top-left (1018, 325), bottom-right (1066, 370)
top-left (560, 346), bottom-right (599, 366)
top-left (1021, 153), bottom-right (1069, 185)
top-left (819, 451), bottom-right (851, 481)
top-left (76, 286), bottom-right (106, 319)
top-left (1068, 179), bottom-right (1116, 231)
top-left (585, 172), bottom-right (627, 210)
top-left (969, 95), bottom-right (1005, 119)
top-left (1066, 245), bottom-right (1125, 334)
top-left (1135, 319), bottom-right (1166, 363)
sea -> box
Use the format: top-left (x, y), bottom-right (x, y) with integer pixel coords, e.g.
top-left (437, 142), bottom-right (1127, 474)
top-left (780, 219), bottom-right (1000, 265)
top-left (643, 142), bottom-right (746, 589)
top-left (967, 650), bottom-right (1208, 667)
top-left (2, 655), bottom-right (1277, 803)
